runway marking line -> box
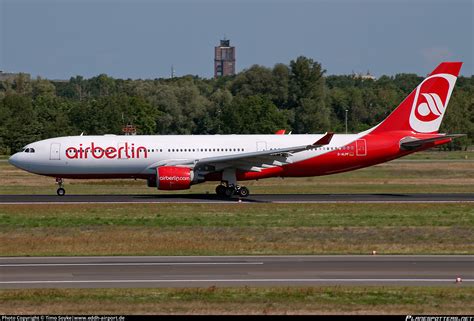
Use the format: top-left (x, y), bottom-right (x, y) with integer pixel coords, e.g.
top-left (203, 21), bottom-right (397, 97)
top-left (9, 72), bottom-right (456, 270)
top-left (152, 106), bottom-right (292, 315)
top-left (1, 278), bottom-right (473, 285)
top-left (0, 262), bottom-right (264, 267)
top-left (1, 255), bottom-right (472, 259)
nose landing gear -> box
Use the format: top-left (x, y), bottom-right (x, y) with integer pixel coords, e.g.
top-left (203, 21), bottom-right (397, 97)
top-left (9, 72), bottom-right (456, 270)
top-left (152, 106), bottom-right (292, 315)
top-left (56, 177), bottom-right (66, 196)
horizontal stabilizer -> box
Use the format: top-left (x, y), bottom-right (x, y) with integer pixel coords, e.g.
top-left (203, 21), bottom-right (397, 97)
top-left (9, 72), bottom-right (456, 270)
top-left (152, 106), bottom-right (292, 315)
top-left (400, 134), bottom-right (465, 150)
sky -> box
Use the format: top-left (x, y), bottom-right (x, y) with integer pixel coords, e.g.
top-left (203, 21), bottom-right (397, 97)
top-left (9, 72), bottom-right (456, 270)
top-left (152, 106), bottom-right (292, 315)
top-left (1, 0), bottom-right (472, 79)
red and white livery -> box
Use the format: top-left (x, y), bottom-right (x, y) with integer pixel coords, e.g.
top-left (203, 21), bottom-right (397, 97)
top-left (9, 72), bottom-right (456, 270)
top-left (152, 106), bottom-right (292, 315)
top-left (9, 62), bottom-right (465, 197)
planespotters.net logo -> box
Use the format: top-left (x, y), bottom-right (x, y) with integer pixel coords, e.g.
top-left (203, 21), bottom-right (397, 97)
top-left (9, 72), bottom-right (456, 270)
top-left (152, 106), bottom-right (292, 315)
top-left (406, 316), bottom-right (474, 321)
top-left (409, 73), bottom-right (456, 133)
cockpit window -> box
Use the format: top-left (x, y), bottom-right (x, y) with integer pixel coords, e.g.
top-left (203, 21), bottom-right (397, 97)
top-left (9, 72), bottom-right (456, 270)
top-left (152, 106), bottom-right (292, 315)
top-left (25, 148), bottom-right (31, 153)
top-left (23, 148), bottom-right (35, 153)
top-left (30, 148), bottom-right (35, 153)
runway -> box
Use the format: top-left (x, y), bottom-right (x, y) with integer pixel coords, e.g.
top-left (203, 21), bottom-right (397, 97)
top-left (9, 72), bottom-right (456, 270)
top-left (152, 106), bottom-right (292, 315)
top-left (1, 193), bottom-right (474, 204)
top-left (1, 256), bottom-right (472, 288)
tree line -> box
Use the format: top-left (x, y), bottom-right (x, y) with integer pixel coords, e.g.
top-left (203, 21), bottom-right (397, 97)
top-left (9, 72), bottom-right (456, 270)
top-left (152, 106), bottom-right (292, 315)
top-left (0, 56), bottom-right (472, 154)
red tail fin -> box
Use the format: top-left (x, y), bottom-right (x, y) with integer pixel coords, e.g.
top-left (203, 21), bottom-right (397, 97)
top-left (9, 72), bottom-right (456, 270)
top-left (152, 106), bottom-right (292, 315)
top-left (371, 62), bottom-right (462, 134)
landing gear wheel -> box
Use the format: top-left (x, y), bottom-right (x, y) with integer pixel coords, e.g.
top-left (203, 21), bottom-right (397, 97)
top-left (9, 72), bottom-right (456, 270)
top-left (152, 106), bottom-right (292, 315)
top-left (225, 187), bottom-right (235, 197)
top-left (216, 185), bottom-right (226, 197)
top-left (55, 177), bottom-right (65, 196)
top-left (57, 188), bottom-right (66, 196)
top-left (238, 186), bottom-right (250, 197)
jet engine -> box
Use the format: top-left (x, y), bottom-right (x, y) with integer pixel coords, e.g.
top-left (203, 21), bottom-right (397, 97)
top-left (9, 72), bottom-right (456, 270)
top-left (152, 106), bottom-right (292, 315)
top-left (156, 166), bottom-right (193, 190)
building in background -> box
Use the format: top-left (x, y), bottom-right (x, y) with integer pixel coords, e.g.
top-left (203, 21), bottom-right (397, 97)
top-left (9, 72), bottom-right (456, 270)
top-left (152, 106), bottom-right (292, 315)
top-left (214, 39), bottom-right (235, 78)
top-left (0, 71), bottom-right (30, 82)
top-left (352, 70), bottom-right (376, 80)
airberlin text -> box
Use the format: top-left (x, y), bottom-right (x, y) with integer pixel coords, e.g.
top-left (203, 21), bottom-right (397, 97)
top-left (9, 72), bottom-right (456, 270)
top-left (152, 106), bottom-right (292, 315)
top-left (65, 142), bottom-right (148, 159)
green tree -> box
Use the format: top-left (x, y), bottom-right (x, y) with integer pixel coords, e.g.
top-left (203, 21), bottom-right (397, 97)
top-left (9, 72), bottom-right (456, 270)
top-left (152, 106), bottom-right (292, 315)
top-left (272, 63), bottom-right (290, 107)
top-left (442, 89), bottom-right (473, 150)
top-left (0, 94), bottom-right (40, 153)
top-left (220, 95), bottom-right (288, 134)
top-left (289, 56), bottom-right (329, 133)
top-left (231, 65), bottom-right (275, 99)
top-left (32, 77), bottom-right (56, 98)
top-left (33, 95), bottom-right (71, 139)
top-left (12, 73), bottom-right (32, 96)
top-left (198, 88), bottom-right (233, 134)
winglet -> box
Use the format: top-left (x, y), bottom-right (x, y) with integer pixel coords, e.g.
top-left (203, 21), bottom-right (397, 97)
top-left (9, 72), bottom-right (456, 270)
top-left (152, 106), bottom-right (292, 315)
top-left (275, 129), bottom-right (286, 135)
top-left (313, 132), bottom-right (334, 146)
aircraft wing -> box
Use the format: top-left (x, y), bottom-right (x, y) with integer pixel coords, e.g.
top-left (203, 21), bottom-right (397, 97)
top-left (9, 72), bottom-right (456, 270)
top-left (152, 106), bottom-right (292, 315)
top-left (158, 132), bottom-right (334, 172)
top-left (400, 134), bottom-right (465, 150)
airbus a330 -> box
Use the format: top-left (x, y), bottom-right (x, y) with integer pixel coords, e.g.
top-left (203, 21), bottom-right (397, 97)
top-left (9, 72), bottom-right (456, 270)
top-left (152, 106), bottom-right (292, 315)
top-left (9, 62), bottom-right (464, 197)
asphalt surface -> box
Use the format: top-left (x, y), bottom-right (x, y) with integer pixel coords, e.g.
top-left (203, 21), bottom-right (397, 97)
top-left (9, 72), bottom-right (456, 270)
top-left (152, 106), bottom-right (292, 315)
top-left (1, 193), bottom-right (474, 204)
top-left (0, 256), bottom-right (472, 288)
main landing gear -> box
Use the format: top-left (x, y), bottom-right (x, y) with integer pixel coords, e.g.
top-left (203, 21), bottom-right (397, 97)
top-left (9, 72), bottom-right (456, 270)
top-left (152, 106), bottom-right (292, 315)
top-left (56, 177), bottom-right (66, 196)
top-left (215, 183), bottom-right (250, 198)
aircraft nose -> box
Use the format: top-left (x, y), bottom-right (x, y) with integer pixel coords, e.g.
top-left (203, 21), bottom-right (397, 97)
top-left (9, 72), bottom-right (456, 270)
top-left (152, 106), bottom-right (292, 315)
top-left (8, 153), bottom-right (19, 166)
top-left (8, 153), bottom-right (26, 170)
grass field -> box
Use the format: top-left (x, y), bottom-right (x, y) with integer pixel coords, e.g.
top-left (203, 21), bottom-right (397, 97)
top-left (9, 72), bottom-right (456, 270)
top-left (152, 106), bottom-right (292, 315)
top-left (1, 286), bottom-right (472, 314)
top-left (1, 203), bottom-right (472, 256)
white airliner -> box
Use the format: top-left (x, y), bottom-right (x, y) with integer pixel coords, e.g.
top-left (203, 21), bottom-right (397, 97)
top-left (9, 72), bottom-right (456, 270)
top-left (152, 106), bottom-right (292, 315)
top-left (9, 62), bottom-right (464, 197)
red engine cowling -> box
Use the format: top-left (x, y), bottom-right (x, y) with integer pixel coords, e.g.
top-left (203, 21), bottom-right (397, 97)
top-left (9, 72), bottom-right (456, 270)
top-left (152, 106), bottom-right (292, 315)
top-left (156, 166), bottom-right (193, 190)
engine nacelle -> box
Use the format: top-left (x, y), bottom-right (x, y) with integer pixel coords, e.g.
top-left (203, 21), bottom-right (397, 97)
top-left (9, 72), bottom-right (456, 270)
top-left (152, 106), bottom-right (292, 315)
top-left (156, 166), bottom-right (193, 190)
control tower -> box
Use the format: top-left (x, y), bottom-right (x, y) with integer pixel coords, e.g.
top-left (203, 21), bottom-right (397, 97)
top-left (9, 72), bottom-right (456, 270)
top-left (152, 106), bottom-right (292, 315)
top-left (214, 39), bottom-right (235, 78)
